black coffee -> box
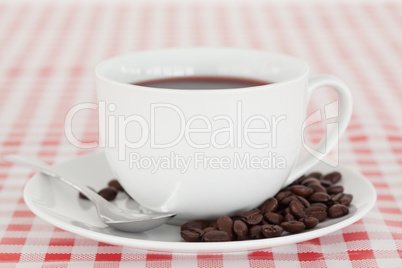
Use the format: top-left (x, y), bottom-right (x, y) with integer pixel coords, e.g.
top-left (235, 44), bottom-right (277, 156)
top-left (133, 76), bottom-right (269, 89)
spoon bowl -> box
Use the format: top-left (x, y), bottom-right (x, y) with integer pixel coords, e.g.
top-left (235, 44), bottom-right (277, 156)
top-left (3, 155), bottom-right (176, 232)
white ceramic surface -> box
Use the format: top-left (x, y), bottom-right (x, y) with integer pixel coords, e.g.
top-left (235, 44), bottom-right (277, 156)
top-left (23, 152), bottom-right (376, 254)
top-left (95, 48), bottom-right (353, 220)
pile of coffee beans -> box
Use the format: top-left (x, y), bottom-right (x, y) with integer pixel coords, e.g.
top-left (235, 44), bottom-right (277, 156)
top-left (180, 171), bottom-right (353, 242)
top-left (78, 179), bottom-right (125, 201)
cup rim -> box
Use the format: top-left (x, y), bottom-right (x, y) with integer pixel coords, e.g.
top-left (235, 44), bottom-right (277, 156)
top-left (95, 47), bottom-right (310, 92)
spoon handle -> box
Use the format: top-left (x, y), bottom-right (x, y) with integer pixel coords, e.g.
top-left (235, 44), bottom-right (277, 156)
top-left (3, 155), bottom-right (104, 204)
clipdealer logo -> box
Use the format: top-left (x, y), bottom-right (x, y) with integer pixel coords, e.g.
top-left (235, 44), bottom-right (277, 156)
top-left (64, 100), bottom-right (340, 172)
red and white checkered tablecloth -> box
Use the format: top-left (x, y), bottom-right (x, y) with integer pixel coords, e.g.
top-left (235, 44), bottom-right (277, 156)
top-left (0, 0), bottom-right (402, 266)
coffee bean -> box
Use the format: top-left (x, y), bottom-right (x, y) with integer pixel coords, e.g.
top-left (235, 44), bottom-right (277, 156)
top-left (98, 187), bottom-right (118, 201)
top-left (320, 179), bottom-right (333, 188)
top-left (108, 179), bottom-right (124, 191)
top-left (284, 207), bottom-right (290, 214)
top-left (327, 185), bottom-right (344, 195)
top-left (275, 191), bottom-right (292, 201)
top-left (181, 220), bottom-right (210, 231)
top-left (260, 197), bottom-right (278, 214)
top-left (264, 212), bottom-right (283, 225)
top-left (281, 221), bottom-right (305, 233)
top-left (310, 202), bottom-right (328, 209)
top-left (181, 228), bottom-right (204, 242)
top-left (328, 204), bottom-right (349, 218)
top-left (292, 175), bottom-right (308, 185)
top-left (280, 196), bottom-right (298, 207)
top-left (322, 172), bottom-right (342, 184)
top-left (261, 224), bottom-right (284, 238)
top-left (249, 225), bottom-right (263, 239)
top-left (290, 185), bottom-right (313, 198)
top-left (203, 227), bottom-right (216, 233)
top-left (308, 192), bottom-right (331, 203)
top-left (306, 172), bottom-right (322, 179)
top-left (284, 213), bottom-right (295, 222)
top-left (331, 193), bottom-right (353, 206)
top-left (296, 196), bottom-right (311, 208)
top-left (289, 200), bottom-right (307, 220)
top-left (301, 217), bottom-right (319, 229)
top-left (331, 193), bottom-right (343, 203)
top-left (308, 183), bottom-right (327, 193)
top-left (339, 194), bottom-right (353, 206)
top-left (203, 231), bottom-right (231, 242)
top-left (217, 216), bottom-right (233, 238)
top-left (233, 220), bottom-right (248, 240)
top-left (78, 186), bottom-right (96, 200)
top-left (305, 206), bottom-right (327, 222)
top-left (302, 178), bottom-right (321, 186)
top-left (179, 171), bottom-right (353, 242)
top-left (241, 208), bottom-right (263, 225)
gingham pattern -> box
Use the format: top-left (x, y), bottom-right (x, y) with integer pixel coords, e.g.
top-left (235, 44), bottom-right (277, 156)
top-left (0, 1), bottom-right (401, 267)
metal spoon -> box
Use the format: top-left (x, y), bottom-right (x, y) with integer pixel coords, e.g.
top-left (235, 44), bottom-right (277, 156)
top-left (3, 155), bottom-right (176, 232)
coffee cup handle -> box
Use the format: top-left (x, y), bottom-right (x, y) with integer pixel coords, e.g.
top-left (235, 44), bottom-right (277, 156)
top-left (284, 74), bottom-right (353, 186)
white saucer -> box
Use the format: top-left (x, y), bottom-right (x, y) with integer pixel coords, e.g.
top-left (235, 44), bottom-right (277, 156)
top-left (23, 152), bottom-right (376, 253)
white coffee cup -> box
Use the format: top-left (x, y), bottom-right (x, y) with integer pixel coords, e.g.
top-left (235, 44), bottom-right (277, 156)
top-left (95, 48), bottom-right (353, 222)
